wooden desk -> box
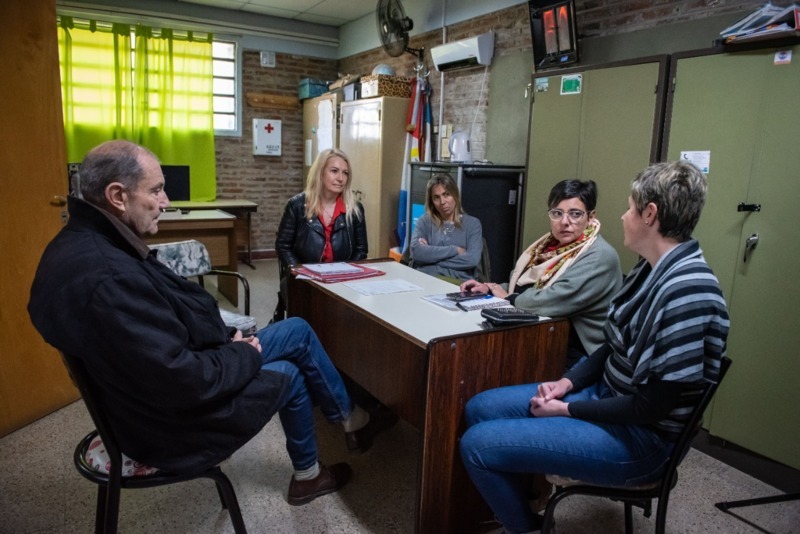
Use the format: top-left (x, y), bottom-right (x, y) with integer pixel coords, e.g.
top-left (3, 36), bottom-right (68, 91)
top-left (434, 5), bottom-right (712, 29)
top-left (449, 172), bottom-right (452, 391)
top-left (147, 210), bottom-right (239, 306)
top-left (288, 261), bottom-right (568, 533)
top-left (169, 199), bottom-right (258, 268)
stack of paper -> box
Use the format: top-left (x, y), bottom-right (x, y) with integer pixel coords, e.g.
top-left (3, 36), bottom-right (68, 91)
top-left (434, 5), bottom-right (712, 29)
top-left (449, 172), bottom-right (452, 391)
top-left (720, 3), bottom-right (799, 43)
top-left (292, 262), bottom-right (385, 283)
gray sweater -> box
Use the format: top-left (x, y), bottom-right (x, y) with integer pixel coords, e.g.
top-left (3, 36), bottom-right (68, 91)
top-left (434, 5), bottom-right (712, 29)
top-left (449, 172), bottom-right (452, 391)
top-left (409, 214), bottom-right (483, 281)
top-left (503, 235), bottom-right (622, 356)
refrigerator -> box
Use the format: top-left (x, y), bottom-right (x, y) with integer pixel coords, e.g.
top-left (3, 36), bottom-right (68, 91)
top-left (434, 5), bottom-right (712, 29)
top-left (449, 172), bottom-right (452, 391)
top-left (409, 162), bottom-right (525, 281)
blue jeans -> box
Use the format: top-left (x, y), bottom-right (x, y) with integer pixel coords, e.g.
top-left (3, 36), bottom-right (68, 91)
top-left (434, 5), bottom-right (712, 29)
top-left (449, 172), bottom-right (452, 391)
top-left (460, 382), bottom-right (672, 533)
top-left (256, 317), bottom-right (353, 471)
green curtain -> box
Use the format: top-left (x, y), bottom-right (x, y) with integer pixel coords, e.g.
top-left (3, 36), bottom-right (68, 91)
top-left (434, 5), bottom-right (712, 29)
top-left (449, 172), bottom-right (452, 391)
top-left (58, 17), bottom-right (216, 201)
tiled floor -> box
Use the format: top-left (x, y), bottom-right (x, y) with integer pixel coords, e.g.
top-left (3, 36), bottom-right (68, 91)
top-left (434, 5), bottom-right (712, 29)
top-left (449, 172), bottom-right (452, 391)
top-left (3, 259), bottom-right (798, 533)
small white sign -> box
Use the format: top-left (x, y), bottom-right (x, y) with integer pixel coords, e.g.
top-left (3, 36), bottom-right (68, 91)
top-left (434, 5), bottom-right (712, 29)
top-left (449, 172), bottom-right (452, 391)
top-left (680, 150), bottom-right (711, 173)
top-left (775, 49), bottom-right (792, 65)
top-left (253, 119), bottom-right (281, 156)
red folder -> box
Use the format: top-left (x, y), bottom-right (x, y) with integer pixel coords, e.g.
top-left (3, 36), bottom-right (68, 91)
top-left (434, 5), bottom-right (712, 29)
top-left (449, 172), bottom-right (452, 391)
top-left (291, 263), bottom-right (385, 283)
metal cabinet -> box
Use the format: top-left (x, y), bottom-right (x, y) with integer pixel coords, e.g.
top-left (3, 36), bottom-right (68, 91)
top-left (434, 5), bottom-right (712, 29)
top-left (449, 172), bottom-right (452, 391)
top-left (339, 97), bottom-right (409, 257)
top-left (524, 56), bottom-right (669, 271)
top-left (410, 162), bottom-right (524, 281)
top-left (664, 43), bottom-right (800, 470)
top-left (302, 91), bottom-right (342, 182)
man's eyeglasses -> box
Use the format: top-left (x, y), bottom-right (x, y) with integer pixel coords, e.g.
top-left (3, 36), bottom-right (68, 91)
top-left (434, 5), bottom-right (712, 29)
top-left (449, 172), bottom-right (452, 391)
top-left (547, 209), bottom-right (586, 223)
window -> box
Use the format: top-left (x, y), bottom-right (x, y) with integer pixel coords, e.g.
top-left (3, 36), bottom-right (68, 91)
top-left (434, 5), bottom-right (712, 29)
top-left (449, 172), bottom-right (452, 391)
top-left (213, 40), bottom-right (239, 136)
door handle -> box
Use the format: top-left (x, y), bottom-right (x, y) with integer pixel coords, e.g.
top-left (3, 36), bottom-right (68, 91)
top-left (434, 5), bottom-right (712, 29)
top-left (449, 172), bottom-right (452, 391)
top-left (743, 233), bottom-right (759, 263)
top-left (50, 195), bottom-right (67, 207)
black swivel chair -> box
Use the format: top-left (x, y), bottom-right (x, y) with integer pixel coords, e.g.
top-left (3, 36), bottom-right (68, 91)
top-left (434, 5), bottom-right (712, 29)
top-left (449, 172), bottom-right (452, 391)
top-left (542, 356), bottom-right (733, 534)
top-left (60, 352), bottom-right (248, 534)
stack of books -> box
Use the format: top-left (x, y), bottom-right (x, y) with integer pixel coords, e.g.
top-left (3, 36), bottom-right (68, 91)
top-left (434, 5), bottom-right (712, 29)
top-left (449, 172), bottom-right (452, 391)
top-left (720, 3), bottom-right (799, 43)
top-left (291, 262), bottom-right (385, 283)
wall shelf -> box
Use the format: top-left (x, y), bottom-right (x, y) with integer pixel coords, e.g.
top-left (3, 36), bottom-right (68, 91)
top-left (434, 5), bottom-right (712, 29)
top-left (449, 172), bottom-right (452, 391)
top-left (245, 93), bottom-right (299, 110)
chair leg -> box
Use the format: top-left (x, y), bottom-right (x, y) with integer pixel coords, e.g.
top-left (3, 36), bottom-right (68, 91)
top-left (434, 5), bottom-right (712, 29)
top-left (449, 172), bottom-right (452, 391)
top-left (624, 502), bottom-right (633, 534)
top-left (271, 291), bottom-right (286, 324)
top-left (655, 495), bottom-right (670, 534)
top-left (102, 480), bottom-right (121, 534)
top-left (542, 488), bottom-right (572, 534)
top-left (94, 485), bottom-right (107, 534)
top-left (204, 468), bottom-right (247, 534)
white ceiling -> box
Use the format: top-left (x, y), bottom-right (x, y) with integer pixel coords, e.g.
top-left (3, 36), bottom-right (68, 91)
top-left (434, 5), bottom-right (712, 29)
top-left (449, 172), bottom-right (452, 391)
top-left (178, 0), bottom-right (377, 27)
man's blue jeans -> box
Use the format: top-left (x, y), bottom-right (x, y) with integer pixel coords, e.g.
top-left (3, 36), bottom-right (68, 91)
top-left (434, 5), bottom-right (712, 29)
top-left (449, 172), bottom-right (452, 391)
top-left (256, 317), bottom-right (353, 471)
top-left (460, 382), bottom-right (672, 533)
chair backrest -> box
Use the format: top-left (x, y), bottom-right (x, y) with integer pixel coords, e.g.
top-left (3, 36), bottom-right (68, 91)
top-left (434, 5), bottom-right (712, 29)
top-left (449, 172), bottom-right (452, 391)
top-left (475, 238), bottom-right (492, 283)
top-left (149, 240), bottom-right (212, 278)
top-left (663, 356), bottom-right (732, 483)
top-left (59, 352), bottom-right (126, 470)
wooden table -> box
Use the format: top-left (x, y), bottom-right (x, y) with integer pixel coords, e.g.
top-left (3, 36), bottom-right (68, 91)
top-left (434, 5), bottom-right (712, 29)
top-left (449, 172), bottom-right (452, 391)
top-left (169, 199), bottom-right (258, 268)
top-left (147, 210), bottom-right (239, 307)
top-left (288, 261), bottom-right (568, 533)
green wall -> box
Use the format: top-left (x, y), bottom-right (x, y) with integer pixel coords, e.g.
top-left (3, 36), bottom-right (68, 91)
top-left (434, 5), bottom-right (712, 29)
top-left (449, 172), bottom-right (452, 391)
top-left (577, 13), bottom-right (746, 66)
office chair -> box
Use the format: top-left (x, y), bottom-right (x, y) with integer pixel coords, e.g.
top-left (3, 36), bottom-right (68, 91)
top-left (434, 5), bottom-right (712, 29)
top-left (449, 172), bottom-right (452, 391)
top-left (542, 356), bottom-right (732, 534)
top-left (270, 260), bottom-right (289, 324)
top-left (150, 239), bottom-right (257, 334)
top-left (60, 352), bottom-right (247, 534)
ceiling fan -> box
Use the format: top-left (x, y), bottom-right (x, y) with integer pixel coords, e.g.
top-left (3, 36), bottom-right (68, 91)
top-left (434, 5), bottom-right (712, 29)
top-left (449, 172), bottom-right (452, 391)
top-left (376, 0), bottom-right (424, 60)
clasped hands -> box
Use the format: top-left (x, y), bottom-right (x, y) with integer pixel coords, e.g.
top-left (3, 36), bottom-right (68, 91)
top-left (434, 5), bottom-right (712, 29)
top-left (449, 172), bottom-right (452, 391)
top-left (232, 329), bottom-right (262, 352)
top-left (530, 378), bottom-right (573, 418)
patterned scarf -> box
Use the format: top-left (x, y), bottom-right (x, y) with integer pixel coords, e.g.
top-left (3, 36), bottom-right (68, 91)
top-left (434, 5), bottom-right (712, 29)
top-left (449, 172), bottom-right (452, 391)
top-left (509, 219), bottom-right (601, 292)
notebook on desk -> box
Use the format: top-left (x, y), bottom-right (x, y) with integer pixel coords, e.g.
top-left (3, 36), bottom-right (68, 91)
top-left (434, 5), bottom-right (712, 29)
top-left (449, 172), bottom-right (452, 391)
top-left (455, 296), bottom-right (513, 312)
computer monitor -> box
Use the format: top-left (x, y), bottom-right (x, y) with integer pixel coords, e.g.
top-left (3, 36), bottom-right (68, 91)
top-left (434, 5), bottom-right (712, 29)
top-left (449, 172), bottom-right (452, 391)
top-left (161, 165), bottom-right (191, 201)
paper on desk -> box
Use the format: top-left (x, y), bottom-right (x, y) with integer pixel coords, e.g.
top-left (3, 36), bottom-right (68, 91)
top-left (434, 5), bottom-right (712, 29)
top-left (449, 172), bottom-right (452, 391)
top-left (421, 294), bottom-right (461, 311)
top-left (343, 279), bottom-right (422, 296)
top-left (302, 262), bottom-right (363, 275)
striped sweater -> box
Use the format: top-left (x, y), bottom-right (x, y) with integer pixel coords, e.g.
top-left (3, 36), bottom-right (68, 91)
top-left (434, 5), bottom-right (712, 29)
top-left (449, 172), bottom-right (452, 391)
top-left (566, 239), bottom-right (730, 438)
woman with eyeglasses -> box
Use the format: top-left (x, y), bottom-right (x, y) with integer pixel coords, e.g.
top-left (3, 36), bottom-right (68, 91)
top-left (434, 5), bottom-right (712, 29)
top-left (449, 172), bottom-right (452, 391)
top-left (461, 179), bottom-right (622, 367)
top-left (409, 173), bottom-right (483, 282)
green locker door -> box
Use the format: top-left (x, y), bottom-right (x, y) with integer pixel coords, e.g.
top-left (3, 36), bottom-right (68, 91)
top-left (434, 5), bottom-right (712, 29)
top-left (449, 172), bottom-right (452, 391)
top-left (523, 71), bottom-right (583, 250)
top-left (524, 58), bottom-right (667, 271)
top-left (665, 45), bottom-right (800, 469)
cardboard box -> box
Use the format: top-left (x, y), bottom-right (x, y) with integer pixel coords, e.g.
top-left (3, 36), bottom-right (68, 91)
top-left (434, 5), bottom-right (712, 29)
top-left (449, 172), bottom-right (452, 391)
top-left (360, 74), bottom-right (411, 99)
top-left (298, 78), bottom-right (328, 100)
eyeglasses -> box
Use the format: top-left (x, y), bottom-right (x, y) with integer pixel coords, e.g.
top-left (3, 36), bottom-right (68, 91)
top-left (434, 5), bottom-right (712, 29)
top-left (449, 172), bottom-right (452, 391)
top-left (547, 209), bottom-right (586, 222)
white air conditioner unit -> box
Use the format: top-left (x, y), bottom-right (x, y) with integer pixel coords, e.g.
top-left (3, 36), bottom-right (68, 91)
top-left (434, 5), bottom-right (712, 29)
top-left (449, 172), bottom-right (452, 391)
top-left (431, 31), bottom-right (495, 72)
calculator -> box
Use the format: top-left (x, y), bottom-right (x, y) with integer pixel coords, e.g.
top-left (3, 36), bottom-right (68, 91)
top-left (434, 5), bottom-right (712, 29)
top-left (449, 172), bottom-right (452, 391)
top-left (480, 307), bottom-right (540, 325)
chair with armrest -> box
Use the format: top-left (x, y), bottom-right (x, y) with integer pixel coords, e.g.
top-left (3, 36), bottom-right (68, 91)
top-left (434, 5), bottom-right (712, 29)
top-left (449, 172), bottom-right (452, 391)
top-left (60, 351), bottom-right (248, 534)
top-left (541, 356), bottom-right (732, 534)
top-left (149, 239), bottom-right (257, 334)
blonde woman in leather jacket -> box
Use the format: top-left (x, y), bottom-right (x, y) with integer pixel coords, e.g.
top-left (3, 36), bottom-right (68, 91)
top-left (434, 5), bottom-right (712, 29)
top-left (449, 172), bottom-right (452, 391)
top-left (276, 149), bottom-right (368, 268)
top-left (273, 149), bottom-right (368, 322)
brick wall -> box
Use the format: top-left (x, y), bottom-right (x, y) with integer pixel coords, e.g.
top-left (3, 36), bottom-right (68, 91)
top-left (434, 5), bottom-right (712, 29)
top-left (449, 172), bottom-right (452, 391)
top-left (215, 51), bottom-right (337, 258)
top-left (219, 0), bottom-right (768, 256)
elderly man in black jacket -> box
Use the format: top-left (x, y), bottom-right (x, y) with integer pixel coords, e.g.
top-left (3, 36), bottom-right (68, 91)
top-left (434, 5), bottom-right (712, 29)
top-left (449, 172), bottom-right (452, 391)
top-left (28, 140), bottom-right (393, 506)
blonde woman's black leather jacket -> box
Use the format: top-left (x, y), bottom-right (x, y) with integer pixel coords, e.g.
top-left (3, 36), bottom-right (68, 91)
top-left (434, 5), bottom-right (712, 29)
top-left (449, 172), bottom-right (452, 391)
top-left (275, 193), bottom-right (368, 268)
